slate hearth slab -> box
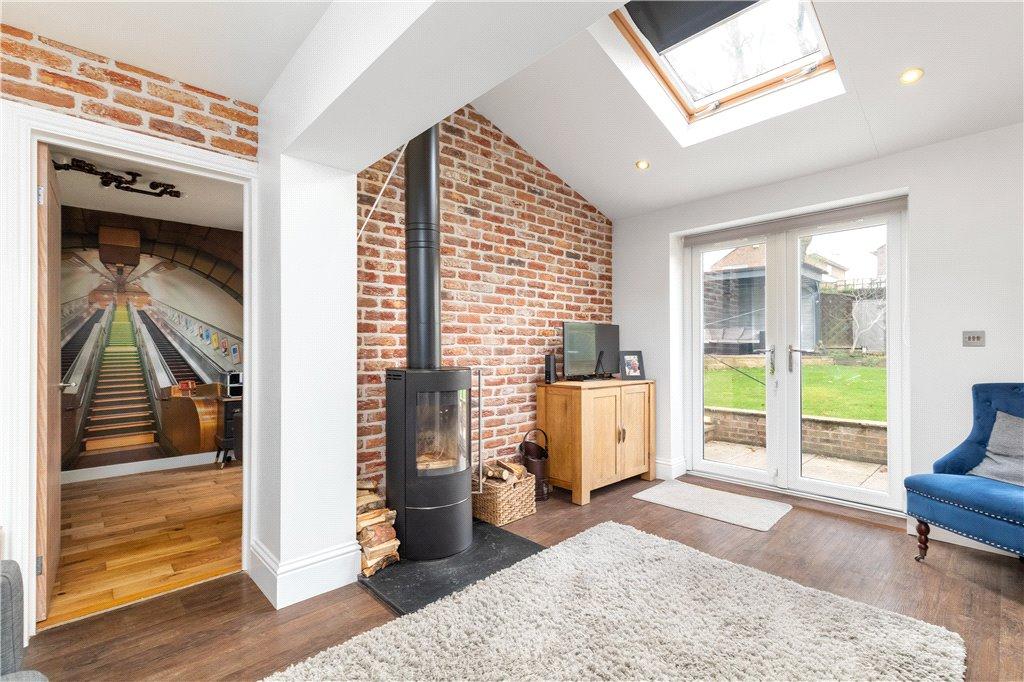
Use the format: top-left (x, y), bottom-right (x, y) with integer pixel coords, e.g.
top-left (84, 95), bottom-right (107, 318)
top-left (357, 520), bottom-right (543, 614)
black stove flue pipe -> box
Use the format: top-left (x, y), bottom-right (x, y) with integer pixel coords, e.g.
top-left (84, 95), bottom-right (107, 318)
top-left (404, 125), bottom-right (442, 370)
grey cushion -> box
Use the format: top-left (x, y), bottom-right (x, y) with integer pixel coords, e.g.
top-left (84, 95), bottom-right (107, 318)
top-left (2, 671), bottom-right (49, 681)
top-left (1, 560), bottom-right (24, 676)
top-left (969, 410), bottom-right (1024, 486)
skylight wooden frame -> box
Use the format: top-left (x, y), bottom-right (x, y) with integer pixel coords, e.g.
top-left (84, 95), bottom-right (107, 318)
top-left (610, 8), bottom-right (837, 123)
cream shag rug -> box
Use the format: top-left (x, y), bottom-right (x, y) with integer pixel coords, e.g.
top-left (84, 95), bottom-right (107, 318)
top-left (633, 480), bottom-right (792, 531)
top-left (269, 522), bottom-right (965, 681)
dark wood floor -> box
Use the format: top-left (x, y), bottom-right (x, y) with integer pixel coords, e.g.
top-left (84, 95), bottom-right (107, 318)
top-left (26, 474), bottom-right (1023, 681)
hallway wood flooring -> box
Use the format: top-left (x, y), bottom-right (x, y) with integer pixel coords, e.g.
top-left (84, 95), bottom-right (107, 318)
top-left (37, 464), bottom-right (242, 630)
top-left (26, 474), bottom-right (1022, 681)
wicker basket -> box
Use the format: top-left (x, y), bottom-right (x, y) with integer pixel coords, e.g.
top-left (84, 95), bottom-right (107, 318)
top-left (472, 473), bottom-right (536, 526)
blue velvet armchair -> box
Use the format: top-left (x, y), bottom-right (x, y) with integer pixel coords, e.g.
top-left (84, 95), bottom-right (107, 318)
top-left (904, 383), bottom-right (1024, 560)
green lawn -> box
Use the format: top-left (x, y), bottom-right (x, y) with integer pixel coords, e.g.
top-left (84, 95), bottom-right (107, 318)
top-left (704, 364), bottom-right (887, 422)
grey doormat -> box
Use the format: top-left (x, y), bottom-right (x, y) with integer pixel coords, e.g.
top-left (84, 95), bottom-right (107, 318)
top-left (633, 479), bottom-right (792, 530)
top-left (269, 522), bottom-right (965, 681)
top-left (357, 519), bottom-right (542, 614)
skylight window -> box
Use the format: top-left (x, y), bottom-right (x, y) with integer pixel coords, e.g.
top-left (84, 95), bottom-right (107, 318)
top-left (663, 0), bottom-right (826, 105)
top-left (611, 0), bottom-right (837, 121)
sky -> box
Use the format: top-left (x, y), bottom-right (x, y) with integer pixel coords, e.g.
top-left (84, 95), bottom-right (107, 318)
top-left (805, 223), bottom-right (886, 280)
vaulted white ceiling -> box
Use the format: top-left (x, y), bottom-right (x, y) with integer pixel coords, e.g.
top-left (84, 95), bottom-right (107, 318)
top-left (473, 2), bottom-right (1024, 220)
top-left (0, 1), bottom-right (330, 103)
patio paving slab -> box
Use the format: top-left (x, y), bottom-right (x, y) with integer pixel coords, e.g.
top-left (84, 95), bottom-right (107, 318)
top-left (703, 441), bottom-right (887, 491)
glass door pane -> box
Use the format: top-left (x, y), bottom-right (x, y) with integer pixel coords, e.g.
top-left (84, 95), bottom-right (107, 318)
top-left (795, 225), bottom-right (888, 492)
top-left (415, 389), bottom-right (469, 476)
top-left (701, 242), bottom-right (769, 472)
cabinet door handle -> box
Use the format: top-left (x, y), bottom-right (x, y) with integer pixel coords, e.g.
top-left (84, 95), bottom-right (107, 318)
top-left (622, 427), bottom-right (627, 442)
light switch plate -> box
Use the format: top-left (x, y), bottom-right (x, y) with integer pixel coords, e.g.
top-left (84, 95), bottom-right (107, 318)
top-left (962, 331), bottom-right (985, 347)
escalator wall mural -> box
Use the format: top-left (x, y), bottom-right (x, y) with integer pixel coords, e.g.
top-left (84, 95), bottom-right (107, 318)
top-left (60, 209), bottom-right (243, 467)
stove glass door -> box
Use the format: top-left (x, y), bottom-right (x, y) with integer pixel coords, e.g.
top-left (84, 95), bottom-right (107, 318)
top-left (415, 389), bottom-right (469, 476)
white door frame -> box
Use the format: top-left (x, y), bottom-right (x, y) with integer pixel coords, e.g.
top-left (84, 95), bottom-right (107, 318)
top-left (0, 100), bottom-right (259, 640)
top-left (684, 201), bottom-right (909, 511)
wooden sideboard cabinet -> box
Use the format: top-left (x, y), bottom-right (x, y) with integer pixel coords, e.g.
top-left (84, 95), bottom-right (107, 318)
top-left (536, 379), bottom-right (655, 505)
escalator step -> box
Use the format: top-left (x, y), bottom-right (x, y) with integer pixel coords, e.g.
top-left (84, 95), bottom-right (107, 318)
top-left (91, 402), bottom-right (150, 412)
top-left (85, 417), bottom-right (154, 430)
top-left (93, 391), bottom-right (147, 401)
top-left (88, 411), bottom-right (153, 422)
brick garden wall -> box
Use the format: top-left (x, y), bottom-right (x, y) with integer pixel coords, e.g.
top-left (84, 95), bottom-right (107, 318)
top-left (356, 106), bottom-right (613, 488)
top-left (705, 407), bottom-right (766, 448)
top-left (704, 407), bottom-right (887, 464)
top-left (1, 24), bottom-right (257, 159)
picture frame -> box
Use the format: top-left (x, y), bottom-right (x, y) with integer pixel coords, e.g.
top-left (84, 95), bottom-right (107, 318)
top-left (618, 351), bottom-right (645, 380)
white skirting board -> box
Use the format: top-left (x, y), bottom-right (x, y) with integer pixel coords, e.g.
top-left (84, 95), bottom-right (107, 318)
top-left (248, 539), bottom-right (362, 609)
top-left (60, 451), bottom-right (218, 484)
top-left (655, 457), bottom-right (688, 481)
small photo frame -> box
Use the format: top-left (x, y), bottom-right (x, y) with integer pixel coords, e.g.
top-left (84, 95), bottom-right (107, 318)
top-left (619, 351), bottom-right (645, 380)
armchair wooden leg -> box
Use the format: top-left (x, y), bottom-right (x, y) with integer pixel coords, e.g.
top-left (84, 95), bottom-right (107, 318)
top-left (915, 520), bottom-right (930, 562)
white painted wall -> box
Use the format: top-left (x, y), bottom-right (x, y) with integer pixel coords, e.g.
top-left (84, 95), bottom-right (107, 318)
top-left (614, 123), bottom-right (1024, 535)
top-left (277, 157), bottom-right (360, 601)
top-left (248, 1), bottom-right (430, 608)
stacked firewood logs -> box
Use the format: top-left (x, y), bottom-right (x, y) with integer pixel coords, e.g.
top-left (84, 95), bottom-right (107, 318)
top-left (356, 480), bottom-right (399, 577)
top-left (481, 459), bottom-right (528, 487)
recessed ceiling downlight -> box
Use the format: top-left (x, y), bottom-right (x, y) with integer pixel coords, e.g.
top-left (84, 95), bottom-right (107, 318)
top-left (635, 159), bottom-right (650, 170)
top-left (899, 67), bottom-right (924, 85)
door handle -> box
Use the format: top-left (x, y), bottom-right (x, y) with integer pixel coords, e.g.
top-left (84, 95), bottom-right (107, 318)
top-left (58, 382), bottom-right (76, 389)
top-left (622, 426), bottom-right (627, 443)
top-left (787, 345), bottom-right (816, 372)
top-left (754, 345), bottom-right (775, 375)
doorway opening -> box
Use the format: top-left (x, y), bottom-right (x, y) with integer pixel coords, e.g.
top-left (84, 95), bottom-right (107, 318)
top-left (687, 201), bottom-right (905, 510)
top-left (36, 142), bottom-right (246, 629)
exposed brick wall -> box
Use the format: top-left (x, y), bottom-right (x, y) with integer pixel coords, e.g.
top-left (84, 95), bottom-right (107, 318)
top-left (356, 106), bottom-right (613, 488)
top-left (1, 24), bottom-right (257, 159)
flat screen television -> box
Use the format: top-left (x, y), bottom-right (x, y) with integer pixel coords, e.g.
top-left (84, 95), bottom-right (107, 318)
top-left (562, 322), bottom-right (619, 380)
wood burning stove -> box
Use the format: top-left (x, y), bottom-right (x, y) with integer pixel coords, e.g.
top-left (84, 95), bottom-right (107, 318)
top-left (386, 368), bottom-right (472, 559)
top-left (385, 124), bottom-right (473, 560)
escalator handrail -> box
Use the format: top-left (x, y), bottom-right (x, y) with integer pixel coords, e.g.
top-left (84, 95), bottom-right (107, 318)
top-left (61, 304), bottom-right (102, 348)
top-left (137, 309), bottom-right (220, 384)
top-left (62, 304), bottom-right (112, 395)
top-left (130, 305), bottom-right (178, 390)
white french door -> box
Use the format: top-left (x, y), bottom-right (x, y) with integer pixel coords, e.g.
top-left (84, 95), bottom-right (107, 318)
top-left (689, 202), bottom-right (904, 510)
